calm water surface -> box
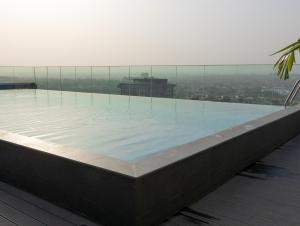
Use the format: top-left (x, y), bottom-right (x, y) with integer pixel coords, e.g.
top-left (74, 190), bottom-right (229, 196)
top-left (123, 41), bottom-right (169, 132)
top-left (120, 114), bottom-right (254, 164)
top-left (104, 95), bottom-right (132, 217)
top-left (0, 89), bottom-right (282, 160)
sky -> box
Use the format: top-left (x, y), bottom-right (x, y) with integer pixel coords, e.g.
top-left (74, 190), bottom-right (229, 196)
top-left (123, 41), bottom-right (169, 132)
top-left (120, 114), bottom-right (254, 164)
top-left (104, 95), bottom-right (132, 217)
top-left (0, 0), bottom-right (299, 66)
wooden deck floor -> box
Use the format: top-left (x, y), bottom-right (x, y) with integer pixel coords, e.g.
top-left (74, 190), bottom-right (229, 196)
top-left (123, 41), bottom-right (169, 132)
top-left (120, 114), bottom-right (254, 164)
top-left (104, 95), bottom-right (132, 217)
top-left (0, 181), bottom-right (100, 226)
top-left (1, 134), bottom-right (300, 226)
top-left (163, 133), bottom-right (300, 226)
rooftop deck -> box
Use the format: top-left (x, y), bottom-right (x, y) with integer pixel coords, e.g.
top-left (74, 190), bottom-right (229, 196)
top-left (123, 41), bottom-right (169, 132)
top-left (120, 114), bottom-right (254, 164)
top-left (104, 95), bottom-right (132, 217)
top-left (1, 133), bottom-right (300, 226)
top-left (163, 133), bottom-right (300, 226)
top-left (0, 181), bottom-right (99, 226)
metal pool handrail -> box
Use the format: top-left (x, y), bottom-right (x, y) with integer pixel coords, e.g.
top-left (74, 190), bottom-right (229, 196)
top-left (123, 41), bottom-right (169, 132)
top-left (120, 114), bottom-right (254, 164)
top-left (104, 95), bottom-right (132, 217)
top-left (284, 79), bottom-right (300, 108)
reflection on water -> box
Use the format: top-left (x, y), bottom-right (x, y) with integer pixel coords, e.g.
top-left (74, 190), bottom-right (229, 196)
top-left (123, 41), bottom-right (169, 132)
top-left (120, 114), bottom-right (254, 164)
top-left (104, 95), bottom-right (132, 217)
top-left (0, 89), bottom-right (282, 160)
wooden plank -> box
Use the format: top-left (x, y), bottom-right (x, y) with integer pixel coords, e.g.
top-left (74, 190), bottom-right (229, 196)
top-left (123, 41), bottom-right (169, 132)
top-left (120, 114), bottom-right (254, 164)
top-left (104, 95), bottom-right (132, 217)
top-left (0, 201), bottom-right (44, 226)
top-left (0, 182), bottom-right (100, 226)
top-left (0, 189), bottom-right (75, 226)
top-left (0, 215), bottom-right (17, 226)
top-left (66, 214), bottom-right (102, 226)
top-left (163, 134), bottom-right (300, 226)
top-left (0, 182), bottom-right (72, 219)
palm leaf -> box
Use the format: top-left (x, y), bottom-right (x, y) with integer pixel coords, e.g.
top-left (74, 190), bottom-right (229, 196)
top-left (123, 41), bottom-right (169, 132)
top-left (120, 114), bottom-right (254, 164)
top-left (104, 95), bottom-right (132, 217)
top-left (271, 39), bottom-right (300, 55)
top-left (272, 39), bottom-right (300, 79)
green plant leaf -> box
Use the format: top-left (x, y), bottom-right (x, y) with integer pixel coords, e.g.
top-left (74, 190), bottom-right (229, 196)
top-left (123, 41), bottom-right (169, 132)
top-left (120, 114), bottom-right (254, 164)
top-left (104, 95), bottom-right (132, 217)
top-left (272, 39), bottom-right (300, 79)
top-left (271, 40), bottom-right (300, 55)
top-left (287, 52), bottom-right (295, 72)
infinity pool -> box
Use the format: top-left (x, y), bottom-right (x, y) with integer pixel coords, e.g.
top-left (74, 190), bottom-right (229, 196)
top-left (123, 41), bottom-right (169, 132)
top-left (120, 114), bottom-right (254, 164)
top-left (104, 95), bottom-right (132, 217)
top-left (0, 89), bottom-right (282, 160)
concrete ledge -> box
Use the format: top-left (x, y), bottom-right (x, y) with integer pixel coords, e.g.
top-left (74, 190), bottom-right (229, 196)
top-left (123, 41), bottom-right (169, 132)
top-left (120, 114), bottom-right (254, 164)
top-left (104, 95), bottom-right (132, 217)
top-left (0, 105), bottom-right (300, 225)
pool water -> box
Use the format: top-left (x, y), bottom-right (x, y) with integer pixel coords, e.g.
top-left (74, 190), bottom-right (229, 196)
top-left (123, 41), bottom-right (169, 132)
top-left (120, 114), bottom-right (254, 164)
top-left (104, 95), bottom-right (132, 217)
top-left (0, 89), bottom-right (282, 160)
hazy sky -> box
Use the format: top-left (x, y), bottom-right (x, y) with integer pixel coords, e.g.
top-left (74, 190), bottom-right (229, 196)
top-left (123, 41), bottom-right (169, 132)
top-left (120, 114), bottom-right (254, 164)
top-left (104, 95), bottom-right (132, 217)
top-left (0, 0), bottom-right (299, 66)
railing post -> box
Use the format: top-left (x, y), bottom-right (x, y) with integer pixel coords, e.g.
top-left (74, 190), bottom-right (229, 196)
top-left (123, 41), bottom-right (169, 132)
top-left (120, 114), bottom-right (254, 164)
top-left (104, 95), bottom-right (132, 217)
top-left (175, 65), bottom-right (178, 98)
top-left (74, 66), bottom-right (77, 91)
top-left (59, 66), bottom-right (62, 91)
top-left (128, 65), bottom-right (131, 96)
top-left (108, 65), bottom-right (111, 94)
top-left (33, 66), bottom-right (37, 84)
top-left (150, 65), bottom-right (153, 98)
top-left (12, 66), bottom-right (15, 83)
top-left (90, 66), bottom-right (93, 93)
top-left (46, 66), bottom-right (49, 90)
top-left (108, 65), bottom-right (111, 104)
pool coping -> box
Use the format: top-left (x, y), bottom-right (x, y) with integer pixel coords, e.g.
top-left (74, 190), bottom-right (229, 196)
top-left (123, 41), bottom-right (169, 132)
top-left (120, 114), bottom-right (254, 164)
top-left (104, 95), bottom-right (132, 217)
top-left (1, 103), bottom-right (300, 225)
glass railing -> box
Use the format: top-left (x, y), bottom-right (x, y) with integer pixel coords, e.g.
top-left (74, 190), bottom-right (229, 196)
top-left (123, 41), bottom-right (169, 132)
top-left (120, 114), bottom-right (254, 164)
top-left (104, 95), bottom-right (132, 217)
top-left (0, 64), bottom-right (299, 106)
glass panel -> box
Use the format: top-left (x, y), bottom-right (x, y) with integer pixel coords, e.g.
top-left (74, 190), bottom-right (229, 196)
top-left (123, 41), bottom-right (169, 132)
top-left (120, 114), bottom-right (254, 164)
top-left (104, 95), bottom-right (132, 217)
top-left (151, 66), bottom-right (177, 98)
top-left (236, 65), bottom-right (290, 105)
top-left (75, 66), bottom-right (92, 93)
top-left (0, 67), bottom-right (14, 83)
top-left (91, 66), bottom-right (110, 94)
top-left (202, 65), bottom-right (239, 103)
top-left (47, 67), bottom-right (61, 90)
top-left (61, 66), bottom-right (76, 91)
top-left (110, 66), bottom-right (130, 95)
top-left (35, 67), bottom-right (48, 89)
top-left (14, 67), bottom-right (35, 83)
top-left (177, 65), bottom-right (204, 100)
top-left (2, 64), bottom-right (298, 106)
top-left (125, 66), bottom-right (152, 97)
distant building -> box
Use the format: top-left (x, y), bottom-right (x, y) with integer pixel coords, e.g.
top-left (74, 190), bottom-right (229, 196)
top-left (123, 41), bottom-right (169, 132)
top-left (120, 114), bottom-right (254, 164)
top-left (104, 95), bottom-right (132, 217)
top-left (118, 76), bottom-right (176, 98)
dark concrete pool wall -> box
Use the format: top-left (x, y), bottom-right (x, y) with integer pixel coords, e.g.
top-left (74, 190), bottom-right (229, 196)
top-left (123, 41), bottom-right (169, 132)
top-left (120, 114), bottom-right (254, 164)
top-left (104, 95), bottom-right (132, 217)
top-left (0, 105), bottom-right (300, 226)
